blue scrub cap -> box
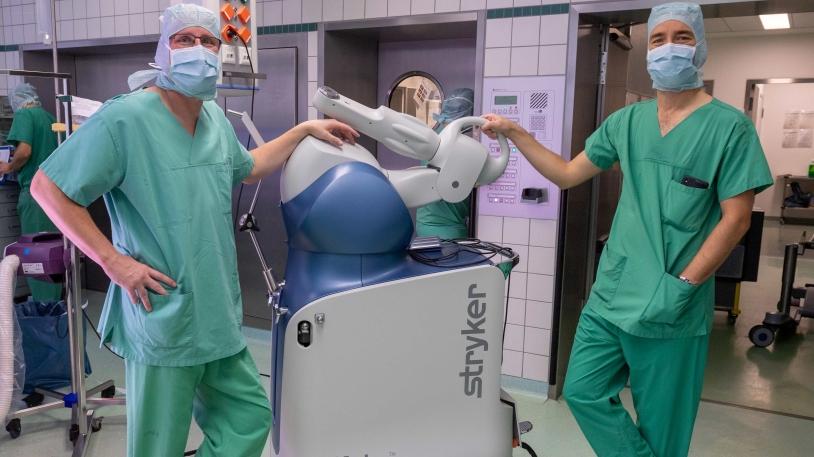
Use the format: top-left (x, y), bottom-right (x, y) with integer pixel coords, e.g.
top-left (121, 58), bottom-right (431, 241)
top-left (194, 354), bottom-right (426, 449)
top-left (432, 88), bottom-right (475, 132)
top-left (9, 83), bottom-right (41, 112)
top-left (647, 2), bottom-right (707, 68)
top-left (128, 3), bottom-right (220, 90)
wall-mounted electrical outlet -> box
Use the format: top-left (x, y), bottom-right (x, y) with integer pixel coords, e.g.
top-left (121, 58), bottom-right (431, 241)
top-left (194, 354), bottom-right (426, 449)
top-left (238, 46), bottom-right (251, 66)
top-left (221, 44), bottom-right (236, 64)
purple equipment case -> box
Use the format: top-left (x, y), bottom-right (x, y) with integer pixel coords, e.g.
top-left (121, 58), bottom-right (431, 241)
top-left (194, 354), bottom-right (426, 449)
top-left (4, 232), bottom-right (66, 283)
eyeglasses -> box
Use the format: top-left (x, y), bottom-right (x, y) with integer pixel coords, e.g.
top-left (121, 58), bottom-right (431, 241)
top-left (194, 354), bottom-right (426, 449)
top-left (170, 33), bottom-right (222, 51)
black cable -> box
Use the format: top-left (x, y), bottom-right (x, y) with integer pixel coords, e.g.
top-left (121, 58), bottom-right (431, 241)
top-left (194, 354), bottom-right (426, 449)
top-left (502, 272), bottom-right (512, 358)
top-left (82, 309), bottom-right (124, 360)
top-left (408, 238), bottom-right (516, 269)
top-left (521, 442), bottom-right (538, 457)
top-left (231, 33), bottom-right (257, 230)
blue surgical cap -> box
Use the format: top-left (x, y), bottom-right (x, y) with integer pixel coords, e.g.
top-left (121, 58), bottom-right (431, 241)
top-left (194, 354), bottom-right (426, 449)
top-left (9, 83), bottom-right (41, 112)
top-left (647, 2), bottom-right (707, 68)
top-left (128, 3), bottom-right (220, 90)
top-left (433, 88), bottom-right (475, 132)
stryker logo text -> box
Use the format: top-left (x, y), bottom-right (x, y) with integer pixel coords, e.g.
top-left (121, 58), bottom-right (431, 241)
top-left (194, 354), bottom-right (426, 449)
top-left (460, 283), bottom-right (488, 398)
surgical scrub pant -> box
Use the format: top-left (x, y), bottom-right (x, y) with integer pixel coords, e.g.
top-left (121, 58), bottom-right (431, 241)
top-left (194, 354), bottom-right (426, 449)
top-left (563, 306), bottom-right (709, 457)
top-left (125, 348), bottom-right (272, 457)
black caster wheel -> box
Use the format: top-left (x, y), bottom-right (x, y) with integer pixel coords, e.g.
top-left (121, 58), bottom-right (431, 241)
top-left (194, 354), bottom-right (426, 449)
top-left (727, 313), bottom-right (738, 325)
top-left (6, 418), bottom-right (21, 439)
top-left (749, 325), bottom-right (775, 347)
top-left (101, 385), bottom-right (116, 398)
top-left (91, 418), bottom-right (103, 433)
top-left (23, 392), bottom-right (44, 408)
top-left (69, 424), bottom-right (79, 443)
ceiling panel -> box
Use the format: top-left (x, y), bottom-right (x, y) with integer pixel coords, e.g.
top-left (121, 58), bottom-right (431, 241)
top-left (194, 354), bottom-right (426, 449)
top-left (792, 12), bottom-right (814, 28)
top-left (704, 18), bottom-right (732, 33)
top-left (723, 15), bottom-right (765, 31)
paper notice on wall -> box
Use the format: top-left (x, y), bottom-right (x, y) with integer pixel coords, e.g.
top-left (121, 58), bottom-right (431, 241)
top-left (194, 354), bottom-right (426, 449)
top-left (782, 110), bottom-right (814, 148)
top-left (784, 111), bottom-right (802, 129)
top-left (783, 129), bottom-right (814, 148)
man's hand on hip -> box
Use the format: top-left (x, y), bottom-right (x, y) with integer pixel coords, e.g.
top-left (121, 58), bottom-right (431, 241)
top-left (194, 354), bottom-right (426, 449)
top-left (104, 254), bottom-right (177, 312)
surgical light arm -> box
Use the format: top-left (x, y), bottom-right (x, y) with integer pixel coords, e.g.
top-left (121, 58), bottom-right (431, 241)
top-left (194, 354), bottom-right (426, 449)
top-left (227, 109), bottom-right (287, 322)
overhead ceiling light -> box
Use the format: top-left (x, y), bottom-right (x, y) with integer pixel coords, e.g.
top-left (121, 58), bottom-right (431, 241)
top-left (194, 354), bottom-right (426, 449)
top-left (759, 13), bottom-right (791, 30)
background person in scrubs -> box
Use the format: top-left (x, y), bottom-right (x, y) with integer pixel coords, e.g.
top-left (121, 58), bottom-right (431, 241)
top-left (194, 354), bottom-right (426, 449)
top-left (2, 83), bottom-right (63, 301)
top-left (480, 3), bottom-right (772, 456)
top-left (29, 4), bottom-right (358, 457)
top-left (415, 88), bottom-right (475, 239)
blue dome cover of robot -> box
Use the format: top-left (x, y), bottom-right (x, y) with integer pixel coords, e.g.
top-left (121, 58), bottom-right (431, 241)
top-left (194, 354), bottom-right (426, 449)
top-left (281, 161), bottom-right (414, 254)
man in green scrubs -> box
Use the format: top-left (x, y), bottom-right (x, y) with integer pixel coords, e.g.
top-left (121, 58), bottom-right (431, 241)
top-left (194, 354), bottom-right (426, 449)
top-left (481, 3), bottom-right (772, 456)
top-left (30, 5), bottom-right (358, 457)
top-left (2, 83), bottom-right (62, 301)
top-left (416, 88), bottom-right (475, 239)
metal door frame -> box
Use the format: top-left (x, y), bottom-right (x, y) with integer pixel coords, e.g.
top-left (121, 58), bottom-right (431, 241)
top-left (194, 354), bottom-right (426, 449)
top-left (744, 77), bottom-right (814, 119)
top-left (318, 11), bottom-right (484, 128)
top-left (256, 33), bottom-right (309, 124)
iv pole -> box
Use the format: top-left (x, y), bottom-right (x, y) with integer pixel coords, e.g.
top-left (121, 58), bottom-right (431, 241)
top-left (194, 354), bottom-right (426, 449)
top-left (1, 4), bottom-right (126, 454)
top-left (0, 67), bottom-right (126, 457)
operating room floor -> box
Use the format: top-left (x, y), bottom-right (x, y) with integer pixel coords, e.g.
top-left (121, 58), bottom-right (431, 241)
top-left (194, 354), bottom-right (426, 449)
top-left (1, 221), bottom-right (813, 456)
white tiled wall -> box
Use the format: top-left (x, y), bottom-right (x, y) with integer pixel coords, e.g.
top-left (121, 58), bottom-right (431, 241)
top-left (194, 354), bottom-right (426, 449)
top-left (485, 12), bottom-right (568, 78)
top-left (265, 1), bottom-right (283, 25)
top-left (0, 51), bottom-right (22, 92)
top-left (343, 0), bottom-right (364, 20)
top-left (0, 0), bottom-right (572, 48)
top-left (387, 0), bottom-right (411, 17)
top-left (307, 29), bottom-right (319, 120)
top-left (479, 211), bottom-right (559, 381)
top-left (511, 16), bottom-right (540, 47)
top-left (322, 0), bottom-right (342, 22)
top-left (0, 0), bottom-right (572, 389)
top-left (478, 10), bottom-right (568, 382)
top-left (302, 0), bottom-right (322, 22)
top-left (0, 0), bottom-right (567, 47)
top-left (365, 0), bottom-right (388, 18)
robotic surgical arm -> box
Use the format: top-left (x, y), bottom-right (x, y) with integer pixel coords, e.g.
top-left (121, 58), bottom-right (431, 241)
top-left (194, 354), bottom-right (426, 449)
top-left (307, 87), bottom-right (510, 208)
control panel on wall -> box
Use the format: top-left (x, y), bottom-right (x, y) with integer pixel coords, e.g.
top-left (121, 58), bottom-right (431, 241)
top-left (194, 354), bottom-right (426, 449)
top-left (478, 76), bottom-right (566, 219)
top-left (196, 0), bottom-right (259, 91)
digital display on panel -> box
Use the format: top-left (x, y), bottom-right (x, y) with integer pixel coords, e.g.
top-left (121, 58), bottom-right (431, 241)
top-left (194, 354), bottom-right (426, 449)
top-left (494, 95), bottom-right (517, 105)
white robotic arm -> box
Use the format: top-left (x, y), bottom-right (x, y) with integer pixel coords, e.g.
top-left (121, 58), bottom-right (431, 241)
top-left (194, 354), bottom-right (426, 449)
top-left (285, 87), bottom-right (510, 208)
top-left (314, 87), bottom-right (441, 161)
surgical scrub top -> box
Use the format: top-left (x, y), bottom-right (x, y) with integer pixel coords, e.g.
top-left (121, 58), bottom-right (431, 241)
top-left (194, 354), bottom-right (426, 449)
top-left (585, 98), bottom-right (772, 339)
top-left (40, 89), bottom-right (255, 366)
top-left (7, 106), bottom-right (58, 188)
